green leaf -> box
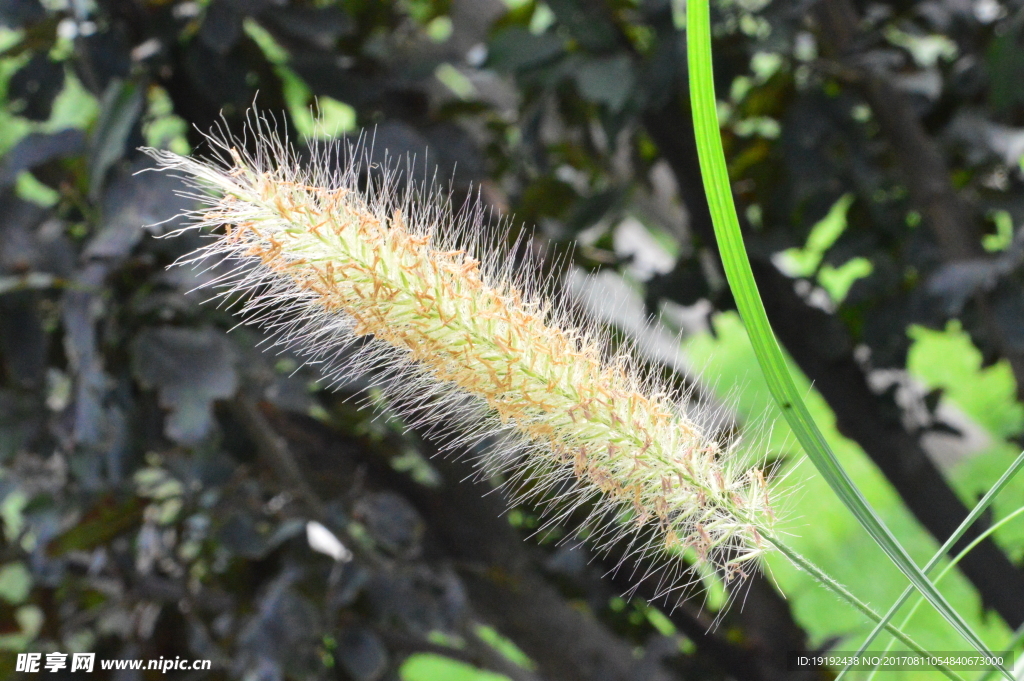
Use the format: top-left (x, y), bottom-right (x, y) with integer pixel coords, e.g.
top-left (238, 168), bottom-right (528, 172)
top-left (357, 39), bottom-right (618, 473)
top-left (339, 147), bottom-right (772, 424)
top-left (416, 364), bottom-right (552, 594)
top-left (400, 654), bottom-right (511, 681)
top-left (89, 78), bottom-right (144, 201)
top-left (685, 0), bottom-right (1003, 672)
top-left (574, 55), bottom-right (634, 112)
top-left (869, 505), bottom-right (1024, 680)
top-left (841, 449), bottom-right (1024, 680)
top-left (47, 496), bottom-right (143, 555)
top-left (486, 27), bottom-right (564, 72)
top-left (131, 326), bottom-right (238, 444)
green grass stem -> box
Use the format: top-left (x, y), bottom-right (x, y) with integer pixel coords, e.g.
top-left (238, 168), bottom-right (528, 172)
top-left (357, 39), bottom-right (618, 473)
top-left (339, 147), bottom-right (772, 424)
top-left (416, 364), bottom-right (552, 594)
top-left (841, 450), bottom-right (1024, 680)
top-left (862, 506), bottom-right (1024, 680)
top-left (685, 0), bottom-right (1003, 674)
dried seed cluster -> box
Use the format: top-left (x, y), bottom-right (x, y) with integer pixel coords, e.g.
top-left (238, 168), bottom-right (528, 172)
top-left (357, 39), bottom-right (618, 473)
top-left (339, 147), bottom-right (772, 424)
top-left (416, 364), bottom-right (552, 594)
top-left (147, 123), bottom-right (776, 594)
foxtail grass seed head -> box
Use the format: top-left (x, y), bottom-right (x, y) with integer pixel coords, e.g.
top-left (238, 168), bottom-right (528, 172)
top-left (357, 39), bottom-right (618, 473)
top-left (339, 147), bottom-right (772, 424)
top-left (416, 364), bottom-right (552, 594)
top-left (145, 117), bottom-right (778, 598)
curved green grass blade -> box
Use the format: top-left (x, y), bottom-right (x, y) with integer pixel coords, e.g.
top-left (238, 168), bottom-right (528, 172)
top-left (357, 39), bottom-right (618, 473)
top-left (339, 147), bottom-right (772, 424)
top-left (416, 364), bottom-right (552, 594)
top-left (977, 627), bottom-right (1024, 681)
top-left (863, 505), bottom-right (1024, 681)
top-left (685, 0), bottom-right (1002, 671)
top-left (766, 535), bottom-right (964, 681)
top-left (838, 450), bottom-right (1024, 680)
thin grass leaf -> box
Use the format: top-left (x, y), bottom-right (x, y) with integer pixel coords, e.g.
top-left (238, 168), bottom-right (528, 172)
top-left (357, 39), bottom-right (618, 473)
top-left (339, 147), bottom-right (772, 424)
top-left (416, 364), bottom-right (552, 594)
top-left (765, 536), bottom-right (964, 681)
top-left (685, 0), bottom-right (1003, 672)
top-left (839, 450), bottom-right (1024, 681)
top-left (863, 505), bottom-right (1024, 681)
top-left (977, 628), bottom-right (1024, 681)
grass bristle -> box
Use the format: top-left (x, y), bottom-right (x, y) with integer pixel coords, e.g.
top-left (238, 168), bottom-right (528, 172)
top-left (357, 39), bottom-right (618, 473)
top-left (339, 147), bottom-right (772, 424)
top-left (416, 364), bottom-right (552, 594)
top-left (145, 113), bottom-right (779, 602)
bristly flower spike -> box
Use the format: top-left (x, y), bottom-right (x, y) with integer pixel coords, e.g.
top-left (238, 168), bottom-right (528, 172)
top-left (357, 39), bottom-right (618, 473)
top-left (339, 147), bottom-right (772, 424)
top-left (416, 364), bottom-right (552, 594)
top-left (145, 114), bottom-right (778, 599)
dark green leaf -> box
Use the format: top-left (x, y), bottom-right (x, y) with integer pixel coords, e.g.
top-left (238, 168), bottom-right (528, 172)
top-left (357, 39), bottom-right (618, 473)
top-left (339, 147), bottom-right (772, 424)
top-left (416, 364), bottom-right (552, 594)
top-left (88, 78), bottom-right (145, 200)
top-left (131, 326), bottom-right (238, 444)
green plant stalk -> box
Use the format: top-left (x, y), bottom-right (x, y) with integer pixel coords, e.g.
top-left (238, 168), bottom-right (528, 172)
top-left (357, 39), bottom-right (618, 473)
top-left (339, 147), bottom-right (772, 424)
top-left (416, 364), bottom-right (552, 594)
top-left (977, 627), bottom-right (1024, 681)
top-left (764, 534), bottom-right (963, 681)
top-left (863, 505), bottom-right (1024, 681)
top-left (685, 0), bottom-right (1002, 672)
top-left (840, 450), bottom-right (1024, 680)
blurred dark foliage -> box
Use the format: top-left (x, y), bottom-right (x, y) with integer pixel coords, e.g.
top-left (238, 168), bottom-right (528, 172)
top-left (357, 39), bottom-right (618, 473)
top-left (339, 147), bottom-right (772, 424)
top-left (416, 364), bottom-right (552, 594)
top-left (2, 0), bottom-right (1024, 679)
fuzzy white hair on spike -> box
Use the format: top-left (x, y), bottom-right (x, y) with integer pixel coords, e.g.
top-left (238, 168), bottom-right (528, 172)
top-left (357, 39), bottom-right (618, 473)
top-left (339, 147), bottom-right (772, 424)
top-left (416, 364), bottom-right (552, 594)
top-left (144, 112), bottom-right (780, 604)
